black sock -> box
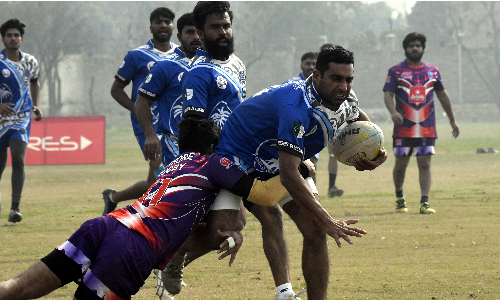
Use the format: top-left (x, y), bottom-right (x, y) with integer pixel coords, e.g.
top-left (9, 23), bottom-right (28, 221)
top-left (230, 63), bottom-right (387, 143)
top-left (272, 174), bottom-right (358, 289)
top-left (396, 190), bottom-right (404, 198)
top-left (420, 196), bottom-right (429, 204)
top-left (11, 202), bottom-right (19, 211)
top-left (329, 173), bottom-right (337, 189)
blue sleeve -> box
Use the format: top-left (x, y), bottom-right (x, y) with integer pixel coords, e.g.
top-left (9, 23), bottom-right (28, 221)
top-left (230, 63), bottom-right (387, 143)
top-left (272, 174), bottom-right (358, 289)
top-left (182, 66), bottom-right (212, 119)
top-left (275, 104), bottom-right (310, 158)
top-left (116, 51), bottom-right (137, 84)
top-left (139, 62), bottom-right (168, 100)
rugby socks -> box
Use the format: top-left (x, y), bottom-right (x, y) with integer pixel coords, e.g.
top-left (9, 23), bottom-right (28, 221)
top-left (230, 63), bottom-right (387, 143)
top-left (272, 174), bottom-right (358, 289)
top-left (395, 190), bottom-right (404, 198)
top-left (276, 283), bottom-right (294, 299)
top-left (329, 173), bottom-right (337, 189)
top-left (420, 196), bottom-right (429, 204)
top-left (11, 201), bottom-right (20, 212)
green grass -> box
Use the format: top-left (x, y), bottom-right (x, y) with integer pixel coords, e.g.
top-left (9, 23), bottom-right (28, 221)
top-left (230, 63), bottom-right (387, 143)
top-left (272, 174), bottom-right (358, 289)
top-left (1, 122), bottom-right (499, 299)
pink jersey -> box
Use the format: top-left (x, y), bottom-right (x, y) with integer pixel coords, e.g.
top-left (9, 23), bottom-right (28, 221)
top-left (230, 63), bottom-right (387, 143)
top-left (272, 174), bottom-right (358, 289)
top-left (383, 60), bottom-right (444, 138)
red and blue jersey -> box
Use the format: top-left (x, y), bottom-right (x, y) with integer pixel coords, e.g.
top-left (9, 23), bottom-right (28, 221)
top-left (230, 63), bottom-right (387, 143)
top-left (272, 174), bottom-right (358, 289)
top-left (383, 60), bottom-right (444, 138)
top-left (108, 152), bottom-right (245, 270)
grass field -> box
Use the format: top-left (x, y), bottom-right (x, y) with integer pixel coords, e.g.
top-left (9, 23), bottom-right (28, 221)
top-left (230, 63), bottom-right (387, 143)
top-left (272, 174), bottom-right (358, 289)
top-left (1, 122), bottom-right (499, 300)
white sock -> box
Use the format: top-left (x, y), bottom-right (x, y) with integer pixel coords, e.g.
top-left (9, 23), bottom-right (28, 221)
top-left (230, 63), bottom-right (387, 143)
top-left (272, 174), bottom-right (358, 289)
top-left (276, 283), bottom-right (294, 299)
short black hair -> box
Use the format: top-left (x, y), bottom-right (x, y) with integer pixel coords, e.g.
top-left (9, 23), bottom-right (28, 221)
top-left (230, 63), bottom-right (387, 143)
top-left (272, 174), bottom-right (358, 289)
top-left (301, 52), bottom-right (318, 63)
top-left (316, 45), bottom-right (354, 76)
top-left (192, 1), bottom-right (233, 31)
top-left (178, 118), bottom-right (221, 154)
top-left (402, 32), bottom-right (426, 50)
top-left (177, 13), bottom-right (195, 33)
top-left (150, 7), bottom-right (175, 25)
top-left (0, 19), bottom-right (25, 38)
top-left (319, 43), bottom-right (334, 52)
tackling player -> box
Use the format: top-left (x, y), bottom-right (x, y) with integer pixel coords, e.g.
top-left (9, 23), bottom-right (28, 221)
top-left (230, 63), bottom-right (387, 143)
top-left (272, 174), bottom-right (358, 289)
top-left (0, 118), bottom-right (316, 300)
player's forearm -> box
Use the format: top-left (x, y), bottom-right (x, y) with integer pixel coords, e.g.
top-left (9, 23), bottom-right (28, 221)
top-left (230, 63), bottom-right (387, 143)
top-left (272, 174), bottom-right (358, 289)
top-left (110, 83), bottom-right (135, 112)
top-left (30, 81), bottom-right (40, 106)
top-left (135, 96), bottom-right (156, 137)
top-left (383, 91), bottom-right (397, 115)
top-left (436, 90), bottom-right (456, 123)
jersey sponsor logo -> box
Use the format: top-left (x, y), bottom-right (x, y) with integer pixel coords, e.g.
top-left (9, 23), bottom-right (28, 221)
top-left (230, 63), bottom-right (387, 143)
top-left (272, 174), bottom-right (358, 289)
top-left (386, 75), bottom-right (391, 83)
top-left (395, 138), bottom-right (402, 146)
top-left (427, 71), bottom-right (434, 80)
top-left (184, 106), bottom-right (204, 113)
top-left (293, 121), bottom-right (305, 139)
top-left (216, 75), bottom-right (227, 89)
top-left (145, 73), bottom-right (152, 83)
top-left (139, 87), bottom-right (156, 98)
top-left (119, 60), bottom-right (125, 68)
top-left (277, 140), bottom-right (304, 156)
top-left (239, 71), bottom-right (245, 80)
top-left (185, 89), bottom-right (193, 101)
top-left (115, 73), bottom-right (126, 82)
top-left (147, 61), bottom-right (155, 70)
top-left (2, 69), bottom-right (10, 78)
top-left (409, 86), bottom-right (426, 105)
top-left (0, 84), bottom-right (13, 101)
top-left (401, 71), bottom-right (412, 79)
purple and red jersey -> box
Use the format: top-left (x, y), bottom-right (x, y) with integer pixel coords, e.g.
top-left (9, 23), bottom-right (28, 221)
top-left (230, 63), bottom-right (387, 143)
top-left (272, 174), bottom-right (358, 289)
top-left (108, 152), bottom-right (245, 270)
top-left (383, 60), bottom-right (444, 138)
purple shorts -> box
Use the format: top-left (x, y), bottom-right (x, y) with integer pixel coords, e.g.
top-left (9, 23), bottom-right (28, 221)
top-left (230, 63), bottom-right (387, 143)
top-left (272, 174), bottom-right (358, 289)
top-left (393, 137), bottom-right (435, 156)
top-left (57, 216), bottom-right (157, 300)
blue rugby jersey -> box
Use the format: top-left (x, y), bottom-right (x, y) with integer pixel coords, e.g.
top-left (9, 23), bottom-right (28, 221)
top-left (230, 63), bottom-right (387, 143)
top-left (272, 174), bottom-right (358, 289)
top-left (215, 77), bottom-right (360, 179)
top-left (182, 48), bottom-right (246, 129)
top-left (115, 40), bottom-right (178, 135)
top-left (0, 59), bottom-right (32, 141)
top-left (1, 49), bottom-right (38, 111)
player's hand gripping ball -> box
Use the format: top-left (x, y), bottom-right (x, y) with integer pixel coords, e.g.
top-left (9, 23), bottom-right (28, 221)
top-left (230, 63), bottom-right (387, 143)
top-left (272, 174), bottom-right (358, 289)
top-left (332, 121), bottom-right (384, 166)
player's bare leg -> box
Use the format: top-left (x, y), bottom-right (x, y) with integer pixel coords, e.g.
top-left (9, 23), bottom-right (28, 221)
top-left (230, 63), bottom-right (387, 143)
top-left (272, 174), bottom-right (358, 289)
top-left (416, 155), bottom-right (432, 197)
top-left (393, 155), bottom-right (411, 192)
top-left (282, 197), bottom-right (329, 300)
top-left (249, 204), bottom-right (290, 287)
top-left (0, 261), bottom-right (60, 300)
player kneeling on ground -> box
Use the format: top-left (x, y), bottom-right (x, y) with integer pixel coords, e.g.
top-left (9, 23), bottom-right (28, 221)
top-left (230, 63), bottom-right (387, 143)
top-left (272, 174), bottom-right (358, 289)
top-left (0, 118), bottom-right (319, 300)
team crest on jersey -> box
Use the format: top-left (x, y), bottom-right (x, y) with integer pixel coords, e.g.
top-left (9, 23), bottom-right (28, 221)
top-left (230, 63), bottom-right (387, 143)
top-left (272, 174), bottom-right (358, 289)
top-left (184, 89), bottom-right (193, 101)
top-left (293, 121), bottom-right (305, 139)
top-left (145, 73), bottom-right (153, 83)
top-left (427, 71), bottom-right (434, 79)
top-left (2, 69), bottom-right (10, 78)
top-left (219, 157), bottom-right (234, 168)
top-left (239, 71), bottom-right (245, 80)
top-left (0, 84), bottom-right (13, 101)
top-left (147, 61), bottom-right (156, 70)
top-left (216, 76), bottom-right (227, 89)
top-left (119, 60), bottom-right (125, 68)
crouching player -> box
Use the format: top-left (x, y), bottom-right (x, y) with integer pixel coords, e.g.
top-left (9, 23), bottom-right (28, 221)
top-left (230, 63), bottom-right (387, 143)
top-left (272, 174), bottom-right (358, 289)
top-left (0, 118), bottom-right (315, 300)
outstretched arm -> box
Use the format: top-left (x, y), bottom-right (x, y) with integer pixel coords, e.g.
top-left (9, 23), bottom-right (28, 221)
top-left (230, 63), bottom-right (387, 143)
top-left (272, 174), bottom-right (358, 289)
top-left (278, 150), bottom-right (367, 247)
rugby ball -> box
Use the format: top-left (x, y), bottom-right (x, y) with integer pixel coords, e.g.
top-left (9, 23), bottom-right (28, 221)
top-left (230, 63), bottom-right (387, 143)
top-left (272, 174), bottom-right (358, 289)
top-left (332, 121), bottom-right (384, 166)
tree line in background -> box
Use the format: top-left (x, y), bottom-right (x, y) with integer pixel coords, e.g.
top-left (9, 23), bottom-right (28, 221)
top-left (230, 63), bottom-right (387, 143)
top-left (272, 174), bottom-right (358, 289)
top-left (1, 1), bottom-right (498, 119)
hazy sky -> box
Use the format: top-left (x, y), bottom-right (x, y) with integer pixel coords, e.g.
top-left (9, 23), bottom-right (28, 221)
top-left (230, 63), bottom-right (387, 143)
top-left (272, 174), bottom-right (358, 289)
top-left (364, 0), bottom-right (416, 14)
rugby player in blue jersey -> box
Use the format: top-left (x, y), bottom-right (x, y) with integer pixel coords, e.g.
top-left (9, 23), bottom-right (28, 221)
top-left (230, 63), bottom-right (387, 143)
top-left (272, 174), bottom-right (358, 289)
top-left (134, 13), bottom-right (201, 300)
top-left (171, 45), bottom-right (387, 300)
top-left (0, 19), bottom-right (42, 223)
top-left (102, 7), bottom-right (179, 216)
